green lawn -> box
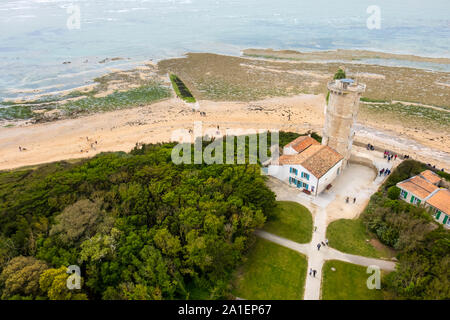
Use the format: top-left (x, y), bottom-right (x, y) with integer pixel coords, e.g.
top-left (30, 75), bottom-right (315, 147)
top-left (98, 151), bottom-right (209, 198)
top-left (322, 260), bottom-right (385, 300)
top-left (232, 238), bottom-right (307, 300)
top-left (263, 201), bottom-right (313, 243)
top-left (326, 219), bottom-right (390, 258)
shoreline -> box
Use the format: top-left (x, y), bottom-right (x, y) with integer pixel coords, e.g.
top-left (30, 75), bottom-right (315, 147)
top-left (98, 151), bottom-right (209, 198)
top-left (1, 95), bottom-right (449, 173)
top-left (3, 48), bottom-right (450, 103)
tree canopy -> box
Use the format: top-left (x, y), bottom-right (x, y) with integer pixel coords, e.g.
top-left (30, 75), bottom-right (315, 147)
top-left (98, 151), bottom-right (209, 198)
top-left (0, 137), bottom-right (279, 299)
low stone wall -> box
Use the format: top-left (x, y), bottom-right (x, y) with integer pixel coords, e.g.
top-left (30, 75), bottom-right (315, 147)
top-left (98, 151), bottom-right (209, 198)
top-left (349, 154), bottom-right (378, 180)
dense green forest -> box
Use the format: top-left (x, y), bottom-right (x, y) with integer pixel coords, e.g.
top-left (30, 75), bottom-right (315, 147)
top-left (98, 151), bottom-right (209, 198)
top-left (1, 132), bottom-right (447, 300)
top-left (361, 160), bottom-right (450, 299)
top-left (0, 131), bottom-right (312, 300)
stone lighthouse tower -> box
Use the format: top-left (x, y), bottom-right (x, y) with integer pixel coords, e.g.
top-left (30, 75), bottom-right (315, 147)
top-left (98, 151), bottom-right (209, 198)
top-left (322, 78), bottom-right (366, 168)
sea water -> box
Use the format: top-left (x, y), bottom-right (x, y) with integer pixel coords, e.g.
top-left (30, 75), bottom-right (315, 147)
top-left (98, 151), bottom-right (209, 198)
top-left (0, 0), bottom-right (449, 101)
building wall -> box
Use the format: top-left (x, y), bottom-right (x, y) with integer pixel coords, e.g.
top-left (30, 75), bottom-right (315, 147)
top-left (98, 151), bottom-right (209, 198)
top-left (268, 164), bottom-right (319, 195)
top-left (397, 187), bottom-right (425, 205)
top-left (397, 186), bottom-right (449, 228)
top-left (322, 81), bottom-right (364, 167)
top-left (425, 203), bottom-right (450, 228)
top-left (316, 160), bottom-right (344, 194)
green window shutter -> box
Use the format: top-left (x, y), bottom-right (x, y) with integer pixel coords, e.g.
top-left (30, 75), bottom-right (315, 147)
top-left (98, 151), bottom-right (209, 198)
top-left (443, 215), bottom-right (448, 225)
top-left (436, 211), bottom-right (441, 220)
top-left (417, 199), bottom-right (421, 205)
top-left (410, 195), bottom-right (414, 203)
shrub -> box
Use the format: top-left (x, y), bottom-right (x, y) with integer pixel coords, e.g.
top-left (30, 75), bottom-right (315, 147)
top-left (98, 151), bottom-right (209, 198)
top-left (387, 186), bottom-right (401, 200)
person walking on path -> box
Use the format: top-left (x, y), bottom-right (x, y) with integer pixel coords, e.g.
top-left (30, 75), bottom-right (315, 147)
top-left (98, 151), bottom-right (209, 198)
top-left (313, 270), bottom-right (317, 278)
top-left (353, 197), bottom-right (356, 203)
top-left (309, 268), bottom-right (313, 276)
top-left (346, 197), bottom-right (349, 203)
top-left (321, 241), bottom-right (326, 247)
top-left (325, 238), bottom-right (329, 246)
top-left (317, 243), bottom-right (321, 251)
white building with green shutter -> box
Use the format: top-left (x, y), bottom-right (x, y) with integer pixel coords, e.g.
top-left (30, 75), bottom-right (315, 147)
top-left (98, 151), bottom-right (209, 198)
top-left (396, 172), bottom-right (450, 228)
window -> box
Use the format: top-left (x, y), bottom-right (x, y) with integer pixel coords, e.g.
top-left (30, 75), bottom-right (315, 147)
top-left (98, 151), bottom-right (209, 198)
top-left (443, 214), bottom-right (449, 225)
top-left (303, 182), bottom-right (309, 190)
top-left (400, 190), bottom-right (408, 199)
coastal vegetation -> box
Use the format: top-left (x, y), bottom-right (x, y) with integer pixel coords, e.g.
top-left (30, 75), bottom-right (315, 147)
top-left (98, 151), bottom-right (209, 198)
top-left (333, 69), bottom-right (346, 80)
top-left (362, 160), bottom-right (449, 299)
top-left (360, 102), bottom-right (450, 130)
top-left (158, 53), bottom-right (450, 108)
top-left (61, 83), bottom-right (171, 117)
top-left (0, 136), bottom-right (283, 300)
top-left (169, 74), bottom-right (196, 103)
top-left (0, 82), bottom-right (171, 121)
top-left (231, 238), bottom-right (307, 300)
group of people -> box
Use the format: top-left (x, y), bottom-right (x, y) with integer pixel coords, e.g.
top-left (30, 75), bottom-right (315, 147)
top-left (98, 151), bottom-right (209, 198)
top-left (379, 168), bottom-right (391, 176)
top-left (317, 239), bottom-right (329, 251)
top-left (345, 197), bottom-right (356, 204)
top-left (309, 268), bottom-right (318, 278)
top-left (80, 137), bottom-right (98, 153)
top-left (384, 150), bottom-right (398, 162)
top-left (427, 163), bottom-right (445, 172)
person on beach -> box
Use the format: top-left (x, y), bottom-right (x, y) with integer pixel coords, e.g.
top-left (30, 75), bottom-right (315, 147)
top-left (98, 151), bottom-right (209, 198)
top-left (353, 197), bottom-right (356, 203)
top-left (19, 146), bottom-right (22, 151)
top-left (346, 197), bottom-right (349, 203)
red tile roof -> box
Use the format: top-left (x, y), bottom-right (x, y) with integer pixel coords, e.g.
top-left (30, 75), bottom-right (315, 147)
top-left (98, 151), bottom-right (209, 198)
top-left (284, 136), bottom-right (320, 153)
top-left (426, 189), bottom-right (450, 215)
top-left (279, 144), bottom-right (343, 178)
top-left (419, 170), bottom-right (441, 185)
top-left (397, 176), bottom-right (439, 199)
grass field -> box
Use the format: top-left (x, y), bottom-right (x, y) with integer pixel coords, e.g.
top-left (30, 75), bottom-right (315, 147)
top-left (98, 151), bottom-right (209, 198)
top-left (232, 238), bottom-right (307, 300)
top-left (326, 219), bottom-right (394, 259)
top-left (263, 201), bottom-right (313, 243)
top-left (321, 260), bottom-right (385, 300)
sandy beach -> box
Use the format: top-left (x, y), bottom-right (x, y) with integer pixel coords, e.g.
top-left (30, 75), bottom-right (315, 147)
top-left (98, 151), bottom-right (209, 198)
top-left (1, 93), bottom-right (449, 172)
